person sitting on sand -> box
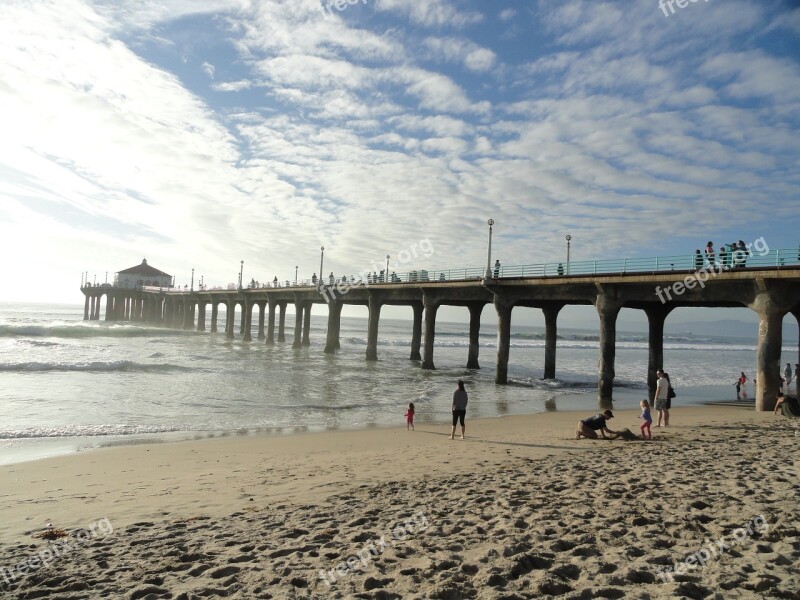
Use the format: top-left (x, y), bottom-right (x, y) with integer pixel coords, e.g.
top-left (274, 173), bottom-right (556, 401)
top-left (576, 410), bottom-right (617, 439)
top-left (405, 402), bottom-right (415, 431)
top-left (774, 392), bottom-right (787, 415)
top-left (640, 400), bottom-right (652, 440)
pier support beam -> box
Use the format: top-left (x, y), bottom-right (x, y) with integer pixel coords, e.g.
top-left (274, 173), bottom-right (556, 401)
top-left (644, 304), bottom-right (673, 397)
top-left (793, 309), bottom-right (800, 379)
top-left (366, 296), bottom-right (382, 361)
top-left (226, 302), bottom-right (235, 340)
top-left (302, 303), bottom-right (312, 347)
top-left (595, 290), bottom-right (622, 405)
top-left (324, 300), bottom-right (343, 355)
top-left (467, 303), bottom-right (483, 369)
top-left (542, 303), bottom-right (564, 379)
top-left (277, 302), bottom-right (287, 342)
top-left (421, 296), bottom-right (439, 370)
top-left (183, 299), bottom-right (194, 330)
top-left (210, 302), bottom-right (218, 333)
top-left (292, 302), bottom-right (303, 348)
top-left (494, 298), bottom-right (513, 384)
top-left (257, 301), bottom-right (266, 341)
top-left (749, 290), bottom-right (786, 411)
top-left (410, 301), bottom-right (423, 361)
top-left (83, 294), bottom-right (90, 320)
top-left (239, 302), bottom-right (247, 338)
top-left (266, 301), bottom-right (276, 346)
top-left (243, 301), bottom-right (253, 342)
top-left (197, 302), bottom-right (206, 332)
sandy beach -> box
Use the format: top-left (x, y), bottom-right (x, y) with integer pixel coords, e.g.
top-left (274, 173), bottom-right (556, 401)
top-left (1, 405), bottom-right (798, 599)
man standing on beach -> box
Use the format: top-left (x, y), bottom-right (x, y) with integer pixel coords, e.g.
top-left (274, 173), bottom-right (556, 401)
top-left (784, 363), bottom-right (792, 388)
top-left (576, 410), bottom-right (616, 439)
top-left (654, 370), bottom-right (670, 427)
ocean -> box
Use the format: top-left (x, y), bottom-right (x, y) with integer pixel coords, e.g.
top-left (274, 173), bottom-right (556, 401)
top-left (0, 302), bottom-right (789, 465)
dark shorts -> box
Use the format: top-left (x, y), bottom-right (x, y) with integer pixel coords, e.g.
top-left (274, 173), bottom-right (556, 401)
top-left (452, 410), bottom-right (466, 426)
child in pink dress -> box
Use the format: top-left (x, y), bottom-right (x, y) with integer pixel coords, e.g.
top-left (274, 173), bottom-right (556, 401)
top-left (640, 399), bottom-right (652, 440)
top-left (405, 402), bottom-right (415, 431)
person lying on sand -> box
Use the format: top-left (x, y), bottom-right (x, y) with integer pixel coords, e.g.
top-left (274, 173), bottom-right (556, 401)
top-left (576, 410), bottom-right (617, 439)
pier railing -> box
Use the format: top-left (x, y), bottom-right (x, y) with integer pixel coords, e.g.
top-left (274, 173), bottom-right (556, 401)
top-left (140, 248), bottom-right (800, 293)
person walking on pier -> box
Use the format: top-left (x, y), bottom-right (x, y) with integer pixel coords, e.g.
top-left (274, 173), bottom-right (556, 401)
top-left (654, 370), bottom-right (670, 427)
top-left (450, 380), bottom-right (469, 440)
top-left (493, 260), bottom-right (501, 278)
top-left (704, 242), bottom-right (715, 268)
top-left (694, 249), bottom-right (703, 271)
top-left (719, 245), bottom-right (728, 270)
top-left (312, 273), bottom-right (318, 285)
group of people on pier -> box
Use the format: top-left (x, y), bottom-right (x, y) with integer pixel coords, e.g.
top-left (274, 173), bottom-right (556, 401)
top-left (695, 241), bottom-right (750, 271)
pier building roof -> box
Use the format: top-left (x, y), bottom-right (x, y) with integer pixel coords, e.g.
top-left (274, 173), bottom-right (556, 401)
top-left (116, 259), bottom-right (171, 278)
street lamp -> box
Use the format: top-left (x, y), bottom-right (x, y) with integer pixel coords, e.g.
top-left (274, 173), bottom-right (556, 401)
top-left (566, 234), bottom-right (572, 271)
top-left (386, 255), bottom-right (390, 282)
top-left (239, 260), bottom-right (244, 290)
top-left (191, 268), bottom-right (194, 291)
top-left (485, 219), bottom-right (495, 279)
top-left (295, 265), bottom-right (298, 285)
top-left (319, 246), bottom-right (325, 287)
top-left (104, 271), bottom-right (108, 284)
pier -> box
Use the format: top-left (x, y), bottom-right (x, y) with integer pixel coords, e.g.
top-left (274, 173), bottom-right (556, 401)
top-left (81, 250), bottom-right (800, 411)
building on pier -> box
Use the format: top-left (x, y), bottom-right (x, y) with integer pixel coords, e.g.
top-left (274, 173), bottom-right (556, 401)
top-left (114, 259), bottom-right (172, 289)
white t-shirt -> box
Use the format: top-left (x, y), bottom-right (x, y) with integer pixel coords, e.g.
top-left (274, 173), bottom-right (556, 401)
top-left (655, 377), bottom-right (669, 400)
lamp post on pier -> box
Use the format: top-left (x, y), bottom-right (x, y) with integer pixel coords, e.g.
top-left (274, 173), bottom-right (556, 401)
top-left (191, 268), bottom-right (194, 291)
top-left (238, 260), bottom-right (244, 290)
top-left (485, 218), bottom-right (495, 279)
top-left (295, 265), bottom-right (298, 285)
top-left (386, 255), bottom-right (390, 282)
top-left (566, 235), bottom-right (571, 274)
top-left (319, 247), bottom-right (325, 288)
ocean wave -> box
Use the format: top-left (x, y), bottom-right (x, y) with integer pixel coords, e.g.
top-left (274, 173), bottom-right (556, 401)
top-left (0, 424), bottom-right (191, 439)
top-left (0, 361), bottom-right (198, 374)
top-left (0, 324), bottom-right (190, 339)
top-left (508, 377), bottom-right (648, 391)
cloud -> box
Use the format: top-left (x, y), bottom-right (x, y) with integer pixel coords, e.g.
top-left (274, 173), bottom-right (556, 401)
top-left (423, 36), bottom-right (498, 72)
top-left (201, 61), bottom-right (215, 79)
top-left (374, 0), bottom-right (482, 28)
top-left (499, 8), bottom-right (516, 21)
top-left (1, 0), bottom-right (798, 304)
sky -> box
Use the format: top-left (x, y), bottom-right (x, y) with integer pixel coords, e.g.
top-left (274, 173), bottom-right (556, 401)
top-left (1, 0), bottom-right (799, 329)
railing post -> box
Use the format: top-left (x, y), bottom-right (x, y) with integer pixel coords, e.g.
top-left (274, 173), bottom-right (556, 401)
top-left (623, 258), bottom-right (627, 273)
top-left (656, 257), bottom-right (660, 272)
